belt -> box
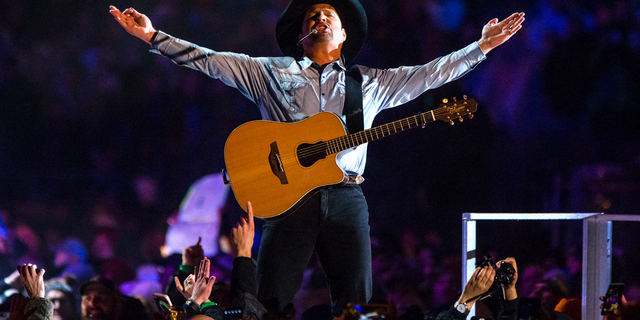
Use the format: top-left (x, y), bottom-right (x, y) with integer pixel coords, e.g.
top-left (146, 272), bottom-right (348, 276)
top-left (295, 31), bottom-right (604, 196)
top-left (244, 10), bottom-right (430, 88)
top-left (346, 174), bottom-right (365, 185)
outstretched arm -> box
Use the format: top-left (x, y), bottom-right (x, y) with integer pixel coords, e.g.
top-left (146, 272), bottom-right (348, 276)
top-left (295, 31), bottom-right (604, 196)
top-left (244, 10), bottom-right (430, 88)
top-left (477, 12), bottom-right (525, 54)
top-left (109, 5), bottom-right (157, 44)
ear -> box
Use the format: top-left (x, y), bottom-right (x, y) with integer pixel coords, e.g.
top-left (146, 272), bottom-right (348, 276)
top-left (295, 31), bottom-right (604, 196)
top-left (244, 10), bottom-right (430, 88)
top-left (342, 28), bottom-right (347, 42)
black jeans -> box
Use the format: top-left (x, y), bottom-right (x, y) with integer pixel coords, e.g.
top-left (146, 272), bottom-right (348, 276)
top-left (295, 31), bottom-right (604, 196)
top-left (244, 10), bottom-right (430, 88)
top-left (256, 184), bottom-right (372, 317)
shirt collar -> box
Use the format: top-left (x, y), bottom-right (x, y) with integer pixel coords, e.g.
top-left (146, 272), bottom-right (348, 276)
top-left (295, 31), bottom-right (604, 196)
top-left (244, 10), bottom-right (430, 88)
top-left (299, 56), bottom-right (347, 71)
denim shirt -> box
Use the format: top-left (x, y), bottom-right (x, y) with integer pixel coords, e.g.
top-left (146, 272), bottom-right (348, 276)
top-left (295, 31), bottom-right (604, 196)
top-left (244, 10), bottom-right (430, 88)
top-left (151, 31), bottom-right (485, 175)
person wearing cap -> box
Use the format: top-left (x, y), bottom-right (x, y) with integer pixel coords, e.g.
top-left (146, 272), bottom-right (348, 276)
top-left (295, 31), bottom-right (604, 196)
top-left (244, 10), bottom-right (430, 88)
top-left (45, 278), bottom-right (79, 320)
top-left (109, 1), bottom-right (524, 316)
top-left (79, 275), bottom-right (151, 320)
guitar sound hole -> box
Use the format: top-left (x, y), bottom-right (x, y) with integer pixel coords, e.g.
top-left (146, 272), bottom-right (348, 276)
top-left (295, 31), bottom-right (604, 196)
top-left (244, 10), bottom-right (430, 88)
top-left (297, 142), bottom-right (327, 167)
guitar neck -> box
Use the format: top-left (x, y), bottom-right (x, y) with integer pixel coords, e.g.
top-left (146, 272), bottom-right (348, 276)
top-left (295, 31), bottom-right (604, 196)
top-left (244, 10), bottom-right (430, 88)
top-left (325, 110), bottom-right (436, 155)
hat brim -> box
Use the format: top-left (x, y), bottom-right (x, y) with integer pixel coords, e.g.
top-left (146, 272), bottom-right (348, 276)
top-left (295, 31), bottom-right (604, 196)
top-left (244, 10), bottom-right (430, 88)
top-left (276, 0), bottom-right (367, 63)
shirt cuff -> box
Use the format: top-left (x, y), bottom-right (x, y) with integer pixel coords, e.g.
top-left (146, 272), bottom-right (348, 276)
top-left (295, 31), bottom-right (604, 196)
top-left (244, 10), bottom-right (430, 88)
top-left (466, 41), bottom-right (487, 65)
top-left (149, 30), bottom-right (172, 54)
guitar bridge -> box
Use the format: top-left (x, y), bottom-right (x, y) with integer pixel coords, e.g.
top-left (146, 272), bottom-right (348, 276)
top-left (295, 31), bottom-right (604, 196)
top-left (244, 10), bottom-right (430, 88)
top-left (269, 142), bottom-right (288, 184)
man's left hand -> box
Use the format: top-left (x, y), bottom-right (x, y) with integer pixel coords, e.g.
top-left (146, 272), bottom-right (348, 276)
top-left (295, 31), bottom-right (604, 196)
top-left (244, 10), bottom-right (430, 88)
top-left (477, 12), bottom-right (525, 54)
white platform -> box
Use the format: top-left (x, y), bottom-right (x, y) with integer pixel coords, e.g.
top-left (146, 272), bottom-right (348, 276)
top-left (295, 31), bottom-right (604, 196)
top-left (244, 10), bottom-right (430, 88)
top-left (461, 213), bottom-right (640, 320)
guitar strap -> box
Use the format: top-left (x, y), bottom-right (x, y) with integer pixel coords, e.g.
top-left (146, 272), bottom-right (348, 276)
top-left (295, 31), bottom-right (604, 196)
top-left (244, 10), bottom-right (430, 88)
top-left (344, 66), bottom-right (364, 134)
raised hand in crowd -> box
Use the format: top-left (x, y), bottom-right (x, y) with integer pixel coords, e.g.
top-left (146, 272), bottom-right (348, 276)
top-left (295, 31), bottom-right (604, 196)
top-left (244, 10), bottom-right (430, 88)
top-left (182, 237), bottom-right (204, 268)
top-left (600, 294), bottom-right (640, 320)
top-left (175, 274), bottom-right (196, 299)
top-left (191, 258), bottom-right (216, 306)
top-left (457, 265), bottom-right (496, 309)
top-left (108, 6), bottom-right (157, 44)
top-left (231, 201), bottom-right (255, 258)
top-left (500, 257), bottom-right (519, 301)
top-left (18, 264), bottom-right (45, 299)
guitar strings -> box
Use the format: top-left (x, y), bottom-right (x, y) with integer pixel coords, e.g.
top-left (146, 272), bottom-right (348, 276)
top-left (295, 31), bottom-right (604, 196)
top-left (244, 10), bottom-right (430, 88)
top-left (282, 114), bottom-right (424, 163)
top-left (280, 108), bottom-right (464, 164)
top-left (280, 108), bottom-right (461, 164)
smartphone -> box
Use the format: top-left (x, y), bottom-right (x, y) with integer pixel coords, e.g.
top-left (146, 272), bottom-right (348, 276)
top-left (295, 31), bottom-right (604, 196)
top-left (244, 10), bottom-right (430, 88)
top-left (153, 293), bottom-right (173, 317)
top-left (518, 297), bottom-right (541, 320)
top-left (601, 283), bottom-right (625, 315)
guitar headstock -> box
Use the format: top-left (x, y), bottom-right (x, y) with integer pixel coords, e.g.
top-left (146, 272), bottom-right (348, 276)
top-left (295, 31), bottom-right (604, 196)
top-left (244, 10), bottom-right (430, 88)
top-left (432, 96), bottom-right (477, 125)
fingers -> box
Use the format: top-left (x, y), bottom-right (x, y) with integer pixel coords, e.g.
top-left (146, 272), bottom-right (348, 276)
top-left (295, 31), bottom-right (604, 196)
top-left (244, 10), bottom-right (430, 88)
top-left (472, 266), bottom-right (481, 279)
top-left (109, 5), bottom-right (121, 15)
top-left (175, 276), bottom-right (184, 292)
top-left (204, 258), bottom-right (210, 278)
top-left (247, 201), bottom-right (255, 229)
top-left (195, 236), bottom-right (202, 246)
top-left (207, 276), bottom-right (216, 289)
top-left (130, 8), bottom-right (145, 19)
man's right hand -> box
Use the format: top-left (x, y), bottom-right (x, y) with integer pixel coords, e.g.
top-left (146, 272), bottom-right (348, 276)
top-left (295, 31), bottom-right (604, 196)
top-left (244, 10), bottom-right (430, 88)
top-left (109, 5), bottom-right (157, 44)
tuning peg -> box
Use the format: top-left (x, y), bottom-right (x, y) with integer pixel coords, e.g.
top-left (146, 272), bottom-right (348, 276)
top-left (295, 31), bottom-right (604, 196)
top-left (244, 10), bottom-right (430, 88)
top-left (442, 98), bottom-right (448, 103)
top-left (453, 96), bottom-right (457, 102)
top-left (449, 120), bottom-right (455, 125)
top-left (463, 95), bottom-right (467, 100)
top-left (458, 117), bottom-right (463, 122)
top-left (468, 113), bottom-right (474, 119)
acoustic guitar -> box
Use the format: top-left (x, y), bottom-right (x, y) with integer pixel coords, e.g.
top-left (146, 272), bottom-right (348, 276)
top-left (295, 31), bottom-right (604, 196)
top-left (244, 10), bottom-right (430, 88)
top-left (224, 96), bottom-right (477, 218)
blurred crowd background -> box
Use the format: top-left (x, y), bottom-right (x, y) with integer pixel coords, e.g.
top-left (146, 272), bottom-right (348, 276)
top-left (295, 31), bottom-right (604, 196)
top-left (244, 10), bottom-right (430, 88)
top-left (1, 0), bottom-right (640, 317)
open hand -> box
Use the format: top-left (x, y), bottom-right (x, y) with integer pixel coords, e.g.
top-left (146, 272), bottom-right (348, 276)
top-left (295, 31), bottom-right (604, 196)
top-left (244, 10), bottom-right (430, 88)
top-left (191, 258), bottom-right (216, 305)
top-left (175, 274), bottom-right (195, 299)
top-left (109, 5), bottom-right (157, 44)
top-left (477, 12), bottom-right (525, 54)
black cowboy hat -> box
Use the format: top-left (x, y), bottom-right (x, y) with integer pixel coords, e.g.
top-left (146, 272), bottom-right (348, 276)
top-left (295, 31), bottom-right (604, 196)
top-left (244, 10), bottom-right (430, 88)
top-left (276, 0), bottom-right (367, 62)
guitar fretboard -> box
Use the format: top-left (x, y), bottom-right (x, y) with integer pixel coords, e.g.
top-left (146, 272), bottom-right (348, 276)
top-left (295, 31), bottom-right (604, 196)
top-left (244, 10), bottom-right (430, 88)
top-left (325, 110), bottom-right (436, 155)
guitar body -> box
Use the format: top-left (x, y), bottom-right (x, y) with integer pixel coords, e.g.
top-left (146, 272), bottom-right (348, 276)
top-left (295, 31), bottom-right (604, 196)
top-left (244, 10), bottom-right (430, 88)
top-left (224, 112), bottom-right (349, 218)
